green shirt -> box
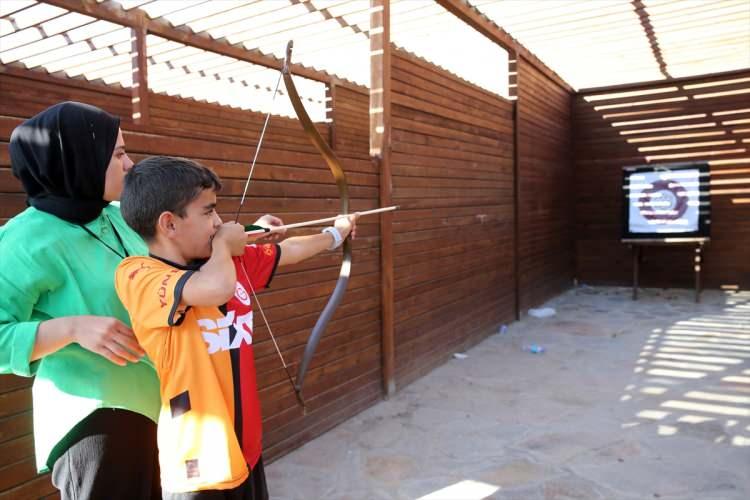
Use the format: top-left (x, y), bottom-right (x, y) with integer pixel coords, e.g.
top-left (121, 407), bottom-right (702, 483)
top-left (0, 204), bottom-right (160, 472)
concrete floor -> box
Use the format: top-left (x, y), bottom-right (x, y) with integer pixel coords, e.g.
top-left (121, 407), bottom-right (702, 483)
top-left (266, 287), bottom-right (750, 500)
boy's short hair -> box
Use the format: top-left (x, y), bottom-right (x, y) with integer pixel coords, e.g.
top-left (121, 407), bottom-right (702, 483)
top-left (121, 156), bottom-right (221, 239)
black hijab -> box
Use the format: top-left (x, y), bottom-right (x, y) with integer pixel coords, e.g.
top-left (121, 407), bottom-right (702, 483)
top-left (9, 101), bottom-right (121, 224)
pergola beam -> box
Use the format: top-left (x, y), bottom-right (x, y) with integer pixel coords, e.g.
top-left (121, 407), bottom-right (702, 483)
top-left (41, 0), bottom-right (335, 85)
top-left (632, 0), bottom-right (671, 79)
top-left (435, 0), bottom-right (574, 93)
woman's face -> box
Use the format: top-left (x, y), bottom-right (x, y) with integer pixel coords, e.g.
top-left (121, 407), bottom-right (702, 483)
top-left (103, 129), bottom-right (133, 201)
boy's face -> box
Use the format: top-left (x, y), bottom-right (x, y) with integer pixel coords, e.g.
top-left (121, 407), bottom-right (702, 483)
top-left (173, 188), bottom-right (222, 260)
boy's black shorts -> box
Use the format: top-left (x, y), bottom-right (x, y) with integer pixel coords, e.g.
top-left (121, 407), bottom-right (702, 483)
top-left (163, 456), bottom-right (269, 500)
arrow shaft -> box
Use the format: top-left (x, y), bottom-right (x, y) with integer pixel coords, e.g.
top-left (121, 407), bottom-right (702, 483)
top-left (245, 205), bottom-right (398, 235)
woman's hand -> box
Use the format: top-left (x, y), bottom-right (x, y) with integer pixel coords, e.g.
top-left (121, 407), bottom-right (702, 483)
top-left (33, 315), bottom-right (146, 366)
top-left (70, 316), bottom-right (146, 366)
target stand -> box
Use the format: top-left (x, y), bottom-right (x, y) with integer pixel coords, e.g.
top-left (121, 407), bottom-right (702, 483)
top-left (623, 237), bottom-right (709, 303)
top-left (621, 161), bottom-right (711, 302)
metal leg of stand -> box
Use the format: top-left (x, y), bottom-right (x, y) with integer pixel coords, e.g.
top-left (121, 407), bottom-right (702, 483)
top-left (695, 244), bottom-right (703, 303)
top-left (632, 245), bottom-right (640, 300)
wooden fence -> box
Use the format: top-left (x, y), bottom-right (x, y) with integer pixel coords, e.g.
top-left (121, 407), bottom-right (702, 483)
top-left (0, 46), bottom-right (576, 497)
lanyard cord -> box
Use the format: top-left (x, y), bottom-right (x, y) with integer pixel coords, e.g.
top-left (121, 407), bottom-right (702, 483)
top-left (79, 215), bottom-right (129, 259)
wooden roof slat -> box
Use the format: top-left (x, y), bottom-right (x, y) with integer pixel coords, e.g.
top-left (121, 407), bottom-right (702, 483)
top-left (322, 0), bottom-right (374, 20)
top-left (647, 0), bottom-right (749, 26)
top-left (471, 0), bottom-right (749, 89)
top-left (136, 0), bottom-right (207, 21)
top-left (6, 2), bottom-right (66, 29)
top-left (0, 18), bottom-right (15, 35)
top-left (226, 10), bottom-right (331, 47)
top-left (185, 1), bottom-right (282, 34)
top-left (246, 18), bottom-right (348, 55)
top-left (159, 0), bottom-right (239, 28)
top-left (493, 3), bottom-right (637, 36)
top-left (3, 0), bottom-right (744, 96)
top-left (0, 26), bottom-right (43, 53)
top-left (41, 0), bottom-right (338, 84)
top-left (474, 0), bottom-right (626, 28)
top-left (66, 18), bottom-right (121, 42)
top-left (45, 43), bottom-right (115, 73)
top-left (20, 39), bottom-right (91, 69)
top-left (70, 52), bottom-right (130, 80)
top-left (38, 11), bottom-right (93, 35)
top-left (0, 0), bottom-right (36, 18)
top-left (206, 3), bottom-right (313, 43)
top-left (1, 33), bottom-right (69, 63)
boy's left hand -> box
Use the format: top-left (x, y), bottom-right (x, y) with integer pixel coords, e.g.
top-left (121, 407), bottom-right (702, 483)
top-left (334, 212), bottom-right (359, 241)
top-left (252, 214), bottom-right (285, 242)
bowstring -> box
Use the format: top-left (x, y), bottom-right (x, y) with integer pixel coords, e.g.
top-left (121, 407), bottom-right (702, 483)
top-left (233, 69), bottom-right (284, 222)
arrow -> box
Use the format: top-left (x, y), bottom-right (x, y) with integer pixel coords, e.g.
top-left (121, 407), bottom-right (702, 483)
top-left (245, 206), bottom-right (398, 236)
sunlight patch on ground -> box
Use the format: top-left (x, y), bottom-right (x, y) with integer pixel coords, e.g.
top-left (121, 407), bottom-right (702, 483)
top-left (621, 291), bottom-right (750, 447)
top-left (416, 480), bottom-right (500, 500)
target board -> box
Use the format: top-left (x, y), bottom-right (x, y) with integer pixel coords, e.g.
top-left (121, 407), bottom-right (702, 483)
top-left (622, 162), bottom-right (711, 240)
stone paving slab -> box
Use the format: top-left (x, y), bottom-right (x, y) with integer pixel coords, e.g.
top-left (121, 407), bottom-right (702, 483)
top-left (266, 287), bottom-right (750, 499)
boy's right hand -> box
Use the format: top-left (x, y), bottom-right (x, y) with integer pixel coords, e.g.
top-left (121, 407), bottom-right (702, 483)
top-left (213, 222), bottom-right (247, 256)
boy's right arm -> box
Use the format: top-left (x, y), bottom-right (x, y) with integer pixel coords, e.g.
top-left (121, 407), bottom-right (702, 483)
top-left (181, 222), bottom-right (247, 307)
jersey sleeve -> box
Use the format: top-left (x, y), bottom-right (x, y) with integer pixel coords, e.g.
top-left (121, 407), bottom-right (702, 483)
top-left (115, 258), bottom-right (194, 329)
top-left (237, 243), bottom-right (280, 291)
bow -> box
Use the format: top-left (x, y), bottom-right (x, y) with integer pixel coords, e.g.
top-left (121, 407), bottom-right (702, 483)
top-left (282, 40), bottom-right (352, 402)
top-left (235, 40), bottom-right (352, 411)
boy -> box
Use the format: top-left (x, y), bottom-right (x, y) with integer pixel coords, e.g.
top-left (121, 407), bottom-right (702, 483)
top-left (114, 156), bottom-right (356, 499)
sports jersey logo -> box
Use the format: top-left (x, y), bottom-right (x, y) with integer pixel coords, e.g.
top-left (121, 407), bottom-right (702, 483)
top-left (158, 270), bottom-right (179, 308)
top-left (128, 262), bottom-right (149, 280)
top-left (263, 244), bottom-right (274, 256)
top-left (235, 282), bottom-right (251, 306)
top-left (198, 310), bottom-right (253, 354)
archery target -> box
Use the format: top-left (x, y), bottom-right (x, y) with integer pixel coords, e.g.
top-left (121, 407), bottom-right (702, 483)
top-left (627, 168), bottom-right (700, 233)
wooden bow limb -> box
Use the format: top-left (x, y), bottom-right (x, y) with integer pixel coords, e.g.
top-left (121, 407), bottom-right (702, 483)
top-left (244, 206), bottom-right (398, 237)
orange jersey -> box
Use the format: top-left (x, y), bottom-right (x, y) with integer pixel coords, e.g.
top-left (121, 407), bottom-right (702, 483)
top-left (115, 244), bottom-right (279, 493)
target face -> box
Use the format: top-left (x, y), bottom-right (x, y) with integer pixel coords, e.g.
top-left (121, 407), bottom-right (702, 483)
top-left (628, 168), bottom-right (700, 234)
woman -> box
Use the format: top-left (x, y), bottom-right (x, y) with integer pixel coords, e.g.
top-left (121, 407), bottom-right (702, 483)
top-left (0, 101), bottom-right (161, 499)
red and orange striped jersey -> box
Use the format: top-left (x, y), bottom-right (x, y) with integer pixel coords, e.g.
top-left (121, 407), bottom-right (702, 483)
top-left (115, 244), bottom-right (279, 493)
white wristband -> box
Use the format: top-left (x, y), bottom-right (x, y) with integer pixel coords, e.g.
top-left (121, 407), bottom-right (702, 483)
top-left (322, 226), bottom-right (343, 250)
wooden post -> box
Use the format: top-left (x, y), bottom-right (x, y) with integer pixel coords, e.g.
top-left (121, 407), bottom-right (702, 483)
top-left (370, 0), bottom-right (395, 397)
top-left (510, 52), bottom-right (521, 319)
top-left (327, 80), bottom-right (338, 148)
top-left (130, 19), bottom-right (149, 125)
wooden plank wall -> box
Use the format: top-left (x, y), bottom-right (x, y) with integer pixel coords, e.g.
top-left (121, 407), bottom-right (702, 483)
top-left (0, 67), bottom-right (382, 498)
top-left (390, 49), bottom-right (517, 387)
top-left (0, 50), bottom-right (578, 496)
top-left (574, 70), bottom-right (750, 288)
top-left (516, 57), bottom-right (576, 312)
